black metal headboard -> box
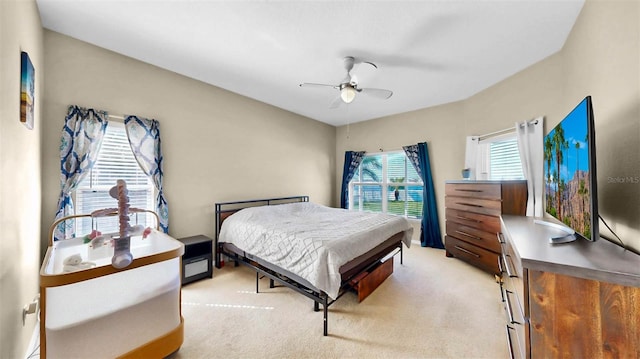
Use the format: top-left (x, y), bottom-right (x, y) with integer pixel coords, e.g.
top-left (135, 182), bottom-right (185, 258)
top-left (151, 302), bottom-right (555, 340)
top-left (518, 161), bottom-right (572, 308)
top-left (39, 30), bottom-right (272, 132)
top-left (214, 196), bottom-right (309, 268)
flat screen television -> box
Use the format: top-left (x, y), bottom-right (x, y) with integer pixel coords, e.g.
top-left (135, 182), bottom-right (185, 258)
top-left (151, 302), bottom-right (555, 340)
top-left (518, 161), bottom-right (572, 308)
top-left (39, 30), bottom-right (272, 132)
top-left (542, 96), bottom-right (598, 243)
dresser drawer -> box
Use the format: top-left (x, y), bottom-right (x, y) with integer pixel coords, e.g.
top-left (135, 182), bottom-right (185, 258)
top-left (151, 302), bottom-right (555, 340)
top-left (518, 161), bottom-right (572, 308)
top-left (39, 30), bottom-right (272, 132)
top-left (500, 251), bottom-right (526, 359)
top-left (506, 325), bottom-right (526, 359)
top-left (503, 283), bottom-right (525, 327)
top-left (505, 308), bottom-right (526, 359)
top-left (445, 196), bottom-right (502, 217)
top-left (446, 221), bottom-right (501, 253)
top-left (445, 208), bottom-right (501, 233)
top-left (445, 235), bottom-right (500, 274)
top-left (503, 254), bottom-right (525, 311)
top-left (502, 266), bottom-right (525, 318)
top-left (501, 237), bottom-right (523, 279)
top-left (445, 183), bottom-right (502, 200)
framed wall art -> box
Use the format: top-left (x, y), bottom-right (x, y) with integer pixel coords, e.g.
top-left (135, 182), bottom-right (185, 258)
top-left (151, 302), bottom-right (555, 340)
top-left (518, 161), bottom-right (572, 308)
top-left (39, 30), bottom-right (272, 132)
top-left (20, 51), bottom-right (35, 130)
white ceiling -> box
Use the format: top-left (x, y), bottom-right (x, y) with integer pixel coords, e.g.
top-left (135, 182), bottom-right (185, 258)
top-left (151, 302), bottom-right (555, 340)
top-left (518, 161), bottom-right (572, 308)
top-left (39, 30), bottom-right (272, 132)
top-left (36, 0), bottom-right (584, 127)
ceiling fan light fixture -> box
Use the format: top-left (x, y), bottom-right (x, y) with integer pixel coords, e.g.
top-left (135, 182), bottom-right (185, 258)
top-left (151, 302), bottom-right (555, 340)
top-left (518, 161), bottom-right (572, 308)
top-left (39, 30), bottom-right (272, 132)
top-left (300, 56), bottom-right (392, 108)
top-left (340, 85), bottom-right (356, 104)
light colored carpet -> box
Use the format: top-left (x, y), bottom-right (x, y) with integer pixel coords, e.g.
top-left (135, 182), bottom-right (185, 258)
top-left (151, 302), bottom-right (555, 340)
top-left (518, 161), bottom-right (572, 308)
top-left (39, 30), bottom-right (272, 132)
top-left (168, 241), bottom-right (509, 359)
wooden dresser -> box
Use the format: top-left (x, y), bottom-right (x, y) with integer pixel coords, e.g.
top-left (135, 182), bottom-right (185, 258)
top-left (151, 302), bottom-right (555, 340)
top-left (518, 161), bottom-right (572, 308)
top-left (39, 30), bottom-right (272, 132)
top-left (499, 215), bottom-right (640, 358)
top-left (444, 180), bottom-right (527, 274)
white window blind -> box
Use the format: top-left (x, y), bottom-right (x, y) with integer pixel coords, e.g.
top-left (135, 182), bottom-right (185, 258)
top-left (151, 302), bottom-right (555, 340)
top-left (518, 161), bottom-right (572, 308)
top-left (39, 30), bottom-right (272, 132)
top-left (489, 137), bottom-right (524, 180)
top-left (75, 122), bottom-right (155, 235)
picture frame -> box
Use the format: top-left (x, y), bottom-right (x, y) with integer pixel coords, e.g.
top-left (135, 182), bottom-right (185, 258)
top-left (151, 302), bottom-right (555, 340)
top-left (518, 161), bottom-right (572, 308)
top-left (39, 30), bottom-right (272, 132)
top-left (20, 51), bottom-right (35, 130)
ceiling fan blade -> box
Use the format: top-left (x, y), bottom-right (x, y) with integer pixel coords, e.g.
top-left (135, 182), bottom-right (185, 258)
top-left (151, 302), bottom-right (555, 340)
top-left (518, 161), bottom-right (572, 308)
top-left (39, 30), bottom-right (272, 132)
top-left (299, 82), bottom-right (338, 89)
top-left (359, 88), bottom-right (393, 99)
top-left (362, 61), bottom-right (377, 69)
top-left (329, 95), bottom-right (344, 109)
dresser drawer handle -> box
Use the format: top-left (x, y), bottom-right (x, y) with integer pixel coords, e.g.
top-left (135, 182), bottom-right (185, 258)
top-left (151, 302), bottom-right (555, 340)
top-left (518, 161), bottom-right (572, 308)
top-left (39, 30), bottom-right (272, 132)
top-left (505, 325), bottom-right (516, 359)
top-left (455, 215), bottom-right (482, 223)
top-left (455, 230), bottom-right (482, 241)
top-left (503, 254), bottom-right (517, 278)
top-left (454, 245), bottom-right (481, 258)
top-left (497, 232), bottom-right (505, 244)
top-left (456, 202), bottom-right (484, 208)
top-left (455, 188), bottom-right (483, 193)
top-left (504, 289), bottom-right (521, 325)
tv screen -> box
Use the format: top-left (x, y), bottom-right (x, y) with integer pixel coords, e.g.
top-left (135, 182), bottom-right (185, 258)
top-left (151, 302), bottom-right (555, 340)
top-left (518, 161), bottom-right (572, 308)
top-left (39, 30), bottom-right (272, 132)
top-left (544, 96), bottom-right (598, 241)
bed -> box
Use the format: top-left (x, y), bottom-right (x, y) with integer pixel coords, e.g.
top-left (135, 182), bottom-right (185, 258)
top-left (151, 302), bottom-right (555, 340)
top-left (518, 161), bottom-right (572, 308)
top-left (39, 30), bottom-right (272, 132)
top-left (215, 196), bottom-right (413, 336)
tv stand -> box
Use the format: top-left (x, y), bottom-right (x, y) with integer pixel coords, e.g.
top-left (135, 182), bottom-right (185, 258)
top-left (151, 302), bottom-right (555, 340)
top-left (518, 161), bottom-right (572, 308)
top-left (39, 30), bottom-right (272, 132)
top-left (533, 219), bottom-right (577, 243)
top-left (499, 215), bottom-right (640, 358)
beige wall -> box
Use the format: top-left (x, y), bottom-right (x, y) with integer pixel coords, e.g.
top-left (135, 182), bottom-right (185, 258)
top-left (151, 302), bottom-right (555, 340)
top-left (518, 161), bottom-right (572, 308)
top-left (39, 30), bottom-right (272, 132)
top-left (41, 31), bottom-right (336, 248)
top-left (336, 0), bottom-right (640, 252)
top-left (0, 1), bottom-right (43, 357)
top-left (562, 0), bottom-right (639, 252)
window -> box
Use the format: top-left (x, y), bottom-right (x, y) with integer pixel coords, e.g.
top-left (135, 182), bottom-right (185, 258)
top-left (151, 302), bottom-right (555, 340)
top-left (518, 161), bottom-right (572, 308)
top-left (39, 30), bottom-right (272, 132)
top-left (349, 151), bottom-right (423, 219)
top-left (75, 122), bottom-right (155, 235)
top-left (489, 137), bottom-right (524, 180)
top-left (475, 133), bottom-right (524, 180)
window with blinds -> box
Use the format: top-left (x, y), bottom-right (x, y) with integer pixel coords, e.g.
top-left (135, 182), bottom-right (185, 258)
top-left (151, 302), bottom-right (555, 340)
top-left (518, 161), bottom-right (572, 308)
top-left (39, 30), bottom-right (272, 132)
top-left (349, 151), bottom-right (423, 219)
top-left (75, 122), bottom-right (155, 235)
top-left (488, 137), bottom-right (524, 180)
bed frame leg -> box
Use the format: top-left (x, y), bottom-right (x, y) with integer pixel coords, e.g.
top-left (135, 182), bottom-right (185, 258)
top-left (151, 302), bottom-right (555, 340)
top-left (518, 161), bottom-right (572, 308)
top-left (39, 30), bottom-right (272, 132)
top-left (314, 301), bottom-right (319, 312)
top-left (323, 295), bottom-right (328, 336)
top-left (270, 279), bottom-right (275, 288)
top-left (401, 245), bottom-right (403, 265)
top-left (256, 272), bottom-right (259, 293)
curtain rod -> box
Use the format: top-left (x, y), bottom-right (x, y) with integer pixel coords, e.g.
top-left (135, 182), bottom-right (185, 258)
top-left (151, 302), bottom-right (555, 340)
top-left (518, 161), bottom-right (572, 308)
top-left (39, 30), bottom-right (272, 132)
top-left (376, 147), bottom-right (402, 153)
top-left (108, 114), bottom-right (125, 120)
top-left (475, 119), bottom-right (539, 141)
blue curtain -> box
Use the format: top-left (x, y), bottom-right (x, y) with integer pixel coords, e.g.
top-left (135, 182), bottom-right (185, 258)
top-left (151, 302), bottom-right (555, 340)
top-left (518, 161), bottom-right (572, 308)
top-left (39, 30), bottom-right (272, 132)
top-left (340, 151), bottom-right (365, 209)
top-left (124, 115), bottom-right (169, 233)
top-left (54, 106), bottom-right (108, 241)
top-left (403, 142), bottom-right (444, 248)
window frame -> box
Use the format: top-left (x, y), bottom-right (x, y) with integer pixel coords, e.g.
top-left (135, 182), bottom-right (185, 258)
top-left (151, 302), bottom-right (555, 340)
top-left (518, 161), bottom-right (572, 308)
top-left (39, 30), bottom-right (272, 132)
top-left (477, 132), bottom-right (525, 181)
top-left (348, 151), bottom-right (424, 219)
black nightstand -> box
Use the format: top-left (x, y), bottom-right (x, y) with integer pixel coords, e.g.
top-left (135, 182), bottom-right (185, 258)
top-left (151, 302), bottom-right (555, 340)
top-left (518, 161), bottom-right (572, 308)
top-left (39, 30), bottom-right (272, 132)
top-left (178, 235), bottom-right (213, 285)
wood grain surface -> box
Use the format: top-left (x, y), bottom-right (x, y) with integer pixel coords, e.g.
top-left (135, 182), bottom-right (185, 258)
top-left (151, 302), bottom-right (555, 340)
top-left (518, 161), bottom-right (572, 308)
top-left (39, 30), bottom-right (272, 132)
top-left (528, 269), bottom-right (640, 358)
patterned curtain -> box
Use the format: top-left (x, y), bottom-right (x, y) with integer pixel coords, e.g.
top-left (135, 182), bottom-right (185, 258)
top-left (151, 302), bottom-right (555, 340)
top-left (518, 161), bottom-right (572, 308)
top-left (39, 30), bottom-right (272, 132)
top-left (340, 151), bottom-right (366, 209)
top-left (54, 105), bottom-right (108, 241)
top-left (403, 143), bottom-right (444, 249)
top-left (124, 115), bottom-right (169, 233)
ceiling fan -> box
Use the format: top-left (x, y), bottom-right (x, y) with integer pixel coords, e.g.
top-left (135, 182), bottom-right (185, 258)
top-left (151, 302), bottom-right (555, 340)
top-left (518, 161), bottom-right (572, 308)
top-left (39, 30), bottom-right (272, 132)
top-left (299, 56), bottom-right (393, 108)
